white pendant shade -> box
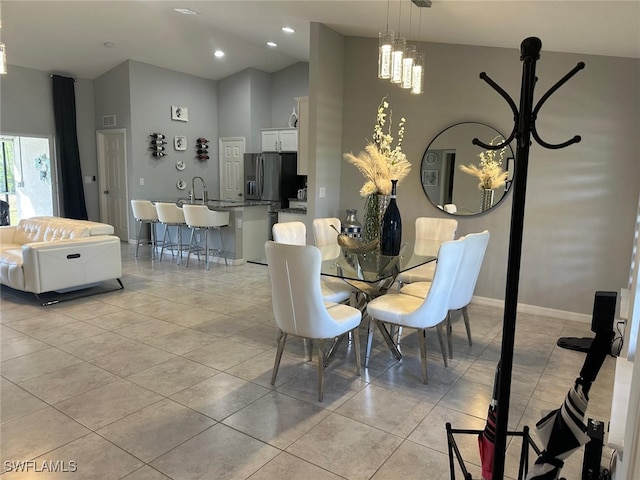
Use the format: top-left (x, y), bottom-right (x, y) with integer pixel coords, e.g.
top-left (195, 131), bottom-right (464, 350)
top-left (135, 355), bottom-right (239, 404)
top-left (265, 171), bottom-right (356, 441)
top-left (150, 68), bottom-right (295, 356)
top-left (0, 43), bottom-right (7, 75)
top-left (402, 45), bottom-right (416, 89)
top-left (378, 31), bottom-right (394, 79)
top-left (411, 52), bottom-right (424, 95)
top-left (390, 37), bottom-right (405, 84)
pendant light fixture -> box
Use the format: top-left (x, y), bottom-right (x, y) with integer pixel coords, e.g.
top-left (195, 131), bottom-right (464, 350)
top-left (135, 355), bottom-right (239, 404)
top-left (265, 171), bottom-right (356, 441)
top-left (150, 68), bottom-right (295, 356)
top-left (378, 0), bottom-right (394, 79)
top-left (377, 1), bottom-right (430, 94)
top-left (0, 43), bottom-right (7, 75)
top-left (390, 0), bottom-right (405, 84)
top-left (411, 52), bottom-right (424, 95)
top-left (411, 2), bottom-right (425, 94)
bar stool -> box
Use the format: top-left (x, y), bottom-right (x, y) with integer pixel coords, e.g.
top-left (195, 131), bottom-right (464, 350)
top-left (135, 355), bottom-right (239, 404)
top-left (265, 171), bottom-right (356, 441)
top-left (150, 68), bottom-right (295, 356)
top-left (155, 202), bottom-right (189, 264)
top-left (131, 199), bottom-right (159, 259)
top-left (182, 205), bottom-right (230, 269)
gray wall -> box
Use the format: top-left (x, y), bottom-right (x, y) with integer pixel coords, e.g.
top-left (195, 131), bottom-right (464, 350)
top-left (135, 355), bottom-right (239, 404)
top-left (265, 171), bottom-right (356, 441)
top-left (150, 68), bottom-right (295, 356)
top-left (94, 60), bottom-right (218, 238)
top-left (340, 37), bottom-right (640, 315)
top-left (270, 62), bottom-right (309, 128)
top-left (308, 23), bottom-right (344, 223)
top-left (218, 68), bottom-right (270, 154)
top-left (0, 65), bottom-right (99, 220)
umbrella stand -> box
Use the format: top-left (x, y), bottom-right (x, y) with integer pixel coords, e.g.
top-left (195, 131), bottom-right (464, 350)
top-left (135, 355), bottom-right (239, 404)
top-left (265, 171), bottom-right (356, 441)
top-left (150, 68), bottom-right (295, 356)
top-left (446, 423), bottom-right (542, 480)
top-left (456, 37), bottom-right (585, 480)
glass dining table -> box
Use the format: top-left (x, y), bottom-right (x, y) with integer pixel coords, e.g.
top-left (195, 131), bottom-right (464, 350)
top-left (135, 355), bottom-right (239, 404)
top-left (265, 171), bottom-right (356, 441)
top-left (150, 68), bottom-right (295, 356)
top-left (249, 240), bottom-right (438, 367)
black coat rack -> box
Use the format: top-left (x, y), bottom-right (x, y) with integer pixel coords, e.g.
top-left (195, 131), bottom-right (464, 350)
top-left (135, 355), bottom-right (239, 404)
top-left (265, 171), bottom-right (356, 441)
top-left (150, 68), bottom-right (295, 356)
top-left (472, 37), bottom-right (584, 480)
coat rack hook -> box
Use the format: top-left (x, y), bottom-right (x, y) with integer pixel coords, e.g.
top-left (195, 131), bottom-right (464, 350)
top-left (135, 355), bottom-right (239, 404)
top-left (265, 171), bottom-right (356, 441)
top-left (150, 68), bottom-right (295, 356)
top-left (530, 62), bottom-right (586, 149)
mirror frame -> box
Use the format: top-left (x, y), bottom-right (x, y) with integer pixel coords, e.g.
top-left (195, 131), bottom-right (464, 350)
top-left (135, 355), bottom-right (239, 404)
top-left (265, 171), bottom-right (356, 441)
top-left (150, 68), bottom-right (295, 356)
top-left (420, 121), bottom-right (515, 216)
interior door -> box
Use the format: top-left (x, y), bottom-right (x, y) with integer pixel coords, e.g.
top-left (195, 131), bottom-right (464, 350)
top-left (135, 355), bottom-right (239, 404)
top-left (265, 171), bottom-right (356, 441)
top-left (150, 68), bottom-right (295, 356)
top-left (219, 137), bottom-right (245, 201)
top-left (96, 129), bottom-right (128, 240)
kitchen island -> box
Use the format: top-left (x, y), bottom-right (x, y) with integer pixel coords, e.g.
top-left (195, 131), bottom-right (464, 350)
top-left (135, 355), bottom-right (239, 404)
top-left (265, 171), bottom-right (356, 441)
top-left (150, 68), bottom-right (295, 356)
top-left (153, 199), bottom-right (271, 264)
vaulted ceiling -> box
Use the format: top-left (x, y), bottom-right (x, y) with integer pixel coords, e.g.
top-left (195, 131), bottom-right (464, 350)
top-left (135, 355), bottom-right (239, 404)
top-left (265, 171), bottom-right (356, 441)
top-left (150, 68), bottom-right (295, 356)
top-left (3, 1), bottom-right (639, 81)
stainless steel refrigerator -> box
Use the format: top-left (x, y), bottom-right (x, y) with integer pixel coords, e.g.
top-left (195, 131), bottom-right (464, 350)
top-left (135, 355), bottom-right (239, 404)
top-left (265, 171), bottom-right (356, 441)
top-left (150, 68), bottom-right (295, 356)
top-left (244, 152), bottom-right (302, 238)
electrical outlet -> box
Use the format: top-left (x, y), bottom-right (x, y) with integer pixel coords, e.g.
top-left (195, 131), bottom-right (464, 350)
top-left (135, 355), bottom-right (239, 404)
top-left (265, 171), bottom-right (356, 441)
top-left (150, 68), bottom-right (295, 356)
top-left (319, 187), bottom-right (326, 198)
top-left (139, 178), bottom-right (144, 186)
top-left (236, 218), bottom-right (242, 229)
top-left (195, 233), bottom-right (201, 242)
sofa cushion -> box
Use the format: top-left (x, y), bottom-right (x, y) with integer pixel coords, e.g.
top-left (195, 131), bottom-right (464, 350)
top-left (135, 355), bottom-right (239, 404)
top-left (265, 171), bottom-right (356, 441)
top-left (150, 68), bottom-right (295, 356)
top-left (13, 217), bottom-right (90, 244)
top-left (29, 216), bottom-right (114, 236)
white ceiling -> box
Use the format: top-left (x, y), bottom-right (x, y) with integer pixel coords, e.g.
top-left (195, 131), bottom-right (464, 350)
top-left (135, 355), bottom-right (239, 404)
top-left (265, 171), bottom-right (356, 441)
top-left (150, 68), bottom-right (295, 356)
top-left (2, 1), bottom-right (639, 81)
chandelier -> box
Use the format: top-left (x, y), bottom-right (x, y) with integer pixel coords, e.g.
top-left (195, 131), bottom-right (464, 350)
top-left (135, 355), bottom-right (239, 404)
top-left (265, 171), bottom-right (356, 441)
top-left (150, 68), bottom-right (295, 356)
top-left (378, 0), bottom-right (430, 95)
top-left (0, 43), bottom-right (7, 75)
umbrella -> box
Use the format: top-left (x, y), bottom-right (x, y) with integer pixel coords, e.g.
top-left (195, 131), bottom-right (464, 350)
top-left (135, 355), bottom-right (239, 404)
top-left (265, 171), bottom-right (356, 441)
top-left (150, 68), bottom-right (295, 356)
top-left (479, 362), bottom-right (501, 480)
top-left (525, 329), bottom-right (614, 480)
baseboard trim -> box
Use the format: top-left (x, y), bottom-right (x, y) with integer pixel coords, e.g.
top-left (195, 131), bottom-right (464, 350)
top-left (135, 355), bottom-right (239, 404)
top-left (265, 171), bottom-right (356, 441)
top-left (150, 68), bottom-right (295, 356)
top-left (471, 296), bottom-right (592, 324)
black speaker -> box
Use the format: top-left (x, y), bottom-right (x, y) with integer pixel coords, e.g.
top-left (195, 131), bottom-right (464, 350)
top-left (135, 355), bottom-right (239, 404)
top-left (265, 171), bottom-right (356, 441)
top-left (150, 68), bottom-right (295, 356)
top-left (591, 291), bottom-right (617, 335)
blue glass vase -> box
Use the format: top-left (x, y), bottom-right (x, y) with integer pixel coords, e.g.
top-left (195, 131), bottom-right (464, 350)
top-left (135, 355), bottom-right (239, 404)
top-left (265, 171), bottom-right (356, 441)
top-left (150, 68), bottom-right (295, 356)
top-left (380, 180), bottom-right (402, 256)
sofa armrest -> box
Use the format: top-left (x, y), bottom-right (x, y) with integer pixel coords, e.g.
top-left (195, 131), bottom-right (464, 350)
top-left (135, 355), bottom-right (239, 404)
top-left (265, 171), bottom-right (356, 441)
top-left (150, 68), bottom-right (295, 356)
top-left (0, 226), bottom-right (17, 245)
top-left (22, 236), bottom-right (122, 294)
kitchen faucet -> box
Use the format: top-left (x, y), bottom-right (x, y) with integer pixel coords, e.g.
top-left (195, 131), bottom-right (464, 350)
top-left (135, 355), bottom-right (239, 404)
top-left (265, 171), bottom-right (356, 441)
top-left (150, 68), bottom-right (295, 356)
top-left (191, 176), bottom-right (208, 204)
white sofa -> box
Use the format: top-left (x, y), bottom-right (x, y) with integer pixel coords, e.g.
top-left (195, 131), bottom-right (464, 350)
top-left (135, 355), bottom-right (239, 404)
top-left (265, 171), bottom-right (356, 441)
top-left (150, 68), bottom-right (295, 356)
top-left (0, 216), bottom-right (123, 301)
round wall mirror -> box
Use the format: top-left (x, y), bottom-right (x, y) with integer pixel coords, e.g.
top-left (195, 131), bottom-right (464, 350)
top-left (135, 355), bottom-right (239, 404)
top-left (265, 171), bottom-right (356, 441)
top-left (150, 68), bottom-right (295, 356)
top-left (420, 122), bottom-right (515, 215)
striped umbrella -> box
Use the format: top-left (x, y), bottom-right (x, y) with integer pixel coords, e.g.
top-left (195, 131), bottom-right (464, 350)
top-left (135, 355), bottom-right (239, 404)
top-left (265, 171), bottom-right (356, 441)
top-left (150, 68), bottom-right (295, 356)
top-left (525, 380), bottom-right (591, 480)
top-left (526, 329), bottom-right (613, 480)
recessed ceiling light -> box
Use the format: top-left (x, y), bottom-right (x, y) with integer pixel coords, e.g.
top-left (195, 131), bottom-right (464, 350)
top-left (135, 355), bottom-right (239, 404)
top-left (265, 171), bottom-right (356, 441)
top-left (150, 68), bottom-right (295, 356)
top-left (214, 50), bottom-right (225, 58)
top-left (281, 27), bottom-right (295, 34)
top-left (266, 41), bottom-right (277, 48)
top-left (173, 8), bottom-right (199, 15)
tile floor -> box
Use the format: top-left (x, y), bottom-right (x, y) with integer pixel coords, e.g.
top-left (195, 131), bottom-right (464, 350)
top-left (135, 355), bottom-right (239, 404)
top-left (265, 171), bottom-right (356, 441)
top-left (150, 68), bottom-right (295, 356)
top-left (0, 244), bottom-right (616, 479)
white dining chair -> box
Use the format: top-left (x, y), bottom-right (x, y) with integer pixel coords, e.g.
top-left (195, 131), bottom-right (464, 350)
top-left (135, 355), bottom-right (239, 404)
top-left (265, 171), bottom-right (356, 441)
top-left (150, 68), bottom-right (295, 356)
top-left (130, 199), bottom-right (159, 259)
top-left (366, 236), bottom-right (466, 384)
top-left (265, 241), bottom-right (362, 402)
top-left (312, 217), bottom-right (363, 302)
top-left (155, 202), bottom-right (188, 264)
top-left (182, 205), bottom-right (230, 269)
top-left (273, 221), bottom-right (353, 305)
top-left (396, 217), bottom-right (458, 288)
top-left (400, 230), bottom-right (490, 358)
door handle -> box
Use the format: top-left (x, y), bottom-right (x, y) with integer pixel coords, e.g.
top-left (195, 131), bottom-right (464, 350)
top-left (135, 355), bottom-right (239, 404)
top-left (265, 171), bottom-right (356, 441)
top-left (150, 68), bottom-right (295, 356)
top-left (103, 190), bottom-right (109, 194)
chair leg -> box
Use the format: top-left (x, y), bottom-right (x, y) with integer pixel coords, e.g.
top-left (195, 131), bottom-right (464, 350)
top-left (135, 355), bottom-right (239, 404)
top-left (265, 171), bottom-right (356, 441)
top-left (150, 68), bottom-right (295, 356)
top-left (151, 222), bottom-right (157, 260)
top-left (435, 323), bottom-right (448, 367)
top-left (462, 306), bottom-right (472, 346)
top-left (186, 228), bottom-right (196, 267)
top-left (177, 226), bottom-right (182, 265)
top-left (218, 227), bottom-right (228, 266)
top-left (271, 330), bottom-right (287, 386)
top-left (447, 312), bottom-right (454, 359)
top-left (303, 339), bottom-right (313, 361)
top-left (365, 315), bottom-right (374, 368)
top-left (135, 220), bottom-right (143, 257)
top-left (418, 329), bottom-right (428, 384)
top-left (205, 229), bottom-right (210, 271)
top-left (159, 225), bottom-right (169, 261)
top-left (352, 327), bottom-right (361, 376)
top-left (317, 339), bottom-right (326, 402)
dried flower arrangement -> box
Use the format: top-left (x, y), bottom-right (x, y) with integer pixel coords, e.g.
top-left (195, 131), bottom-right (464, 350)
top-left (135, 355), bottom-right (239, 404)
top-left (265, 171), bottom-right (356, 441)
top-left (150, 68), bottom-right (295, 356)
top-left (343, 96), bottom-right (412, 196)
top-left (459, 136), bottom-right (509, 190)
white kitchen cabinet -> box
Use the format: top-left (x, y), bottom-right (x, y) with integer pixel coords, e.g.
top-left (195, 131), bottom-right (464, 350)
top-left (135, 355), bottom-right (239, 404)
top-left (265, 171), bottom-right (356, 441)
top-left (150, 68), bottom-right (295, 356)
top-left (261, 129), bottom-right (298, 153)
top-left (296, 96), bottom-right (309, 175)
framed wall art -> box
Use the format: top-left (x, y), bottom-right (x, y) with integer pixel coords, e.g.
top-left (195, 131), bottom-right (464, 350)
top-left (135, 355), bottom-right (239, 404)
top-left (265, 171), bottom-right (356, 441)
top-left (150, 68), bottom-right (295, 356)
top-left (422, 169), bottom-right (439, 187)
top-left (171, 105), bottom-right (188, 122)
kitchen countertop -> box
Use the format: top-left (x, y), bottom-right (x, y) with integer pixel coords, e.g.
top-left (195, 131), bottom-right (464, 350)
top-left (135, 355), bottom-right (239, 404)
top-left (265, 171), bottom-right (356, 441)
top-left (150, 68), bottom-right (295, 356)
top-left (172, 199), bottom-right (273, 209)
top-left (277, 208), bottom-right (307, 214)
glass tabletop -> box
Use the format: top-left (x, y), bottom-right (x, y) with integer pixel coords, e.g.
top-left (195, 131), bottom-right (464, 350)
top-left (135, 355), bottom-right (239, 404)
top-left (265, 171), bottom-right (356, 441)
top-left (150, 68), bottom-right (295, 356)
top-left (249, 240), bottom-right (437, 285)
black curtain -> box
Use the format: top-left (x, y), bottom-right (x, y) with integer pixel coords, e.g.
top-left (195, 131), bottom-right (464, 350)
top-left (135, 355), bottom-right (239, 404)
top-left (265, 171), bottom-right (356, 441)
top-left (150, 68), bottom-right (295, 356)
top-left (52, 74), bottom-right (88, 220)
